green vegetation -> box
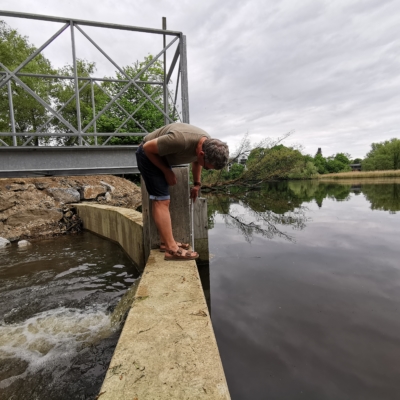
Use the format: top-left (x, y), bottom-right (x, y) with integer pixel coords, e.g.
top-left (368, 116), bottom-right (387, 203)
top-left (362, 138), bottom-right (400, 171)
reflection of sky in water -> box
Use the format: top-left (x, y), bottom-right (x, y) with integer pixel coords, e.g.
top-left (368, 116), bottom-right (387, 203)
top-left (209, 183), bottom-right (400, 400)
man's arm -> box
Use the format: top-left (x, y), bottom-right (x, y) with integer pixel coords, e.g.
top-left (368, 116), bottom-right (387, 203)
top-left (190, 161), bottom-right (202, 201)
top-left (143, 139), bottom-right (177, 186)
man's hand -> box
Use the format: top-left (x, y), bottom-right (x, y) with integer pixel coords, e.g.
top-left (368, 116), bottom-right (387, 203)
top-left (190, 185), bottom-right (201, 202)
top-left (164, 169), bottom-right (177, 186)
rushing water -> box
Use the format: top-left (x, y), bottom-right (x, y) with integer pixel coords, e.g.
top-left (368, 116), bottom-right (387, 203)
top-left (207, 179), bottom-right (400, 400)
top-left (0, 232), bottom-right (140, 400)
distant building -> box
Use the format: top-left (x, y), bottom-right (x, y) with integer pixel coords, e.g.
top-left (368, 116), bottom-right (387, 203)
top-left (350, 163), bottom-right (362, 171)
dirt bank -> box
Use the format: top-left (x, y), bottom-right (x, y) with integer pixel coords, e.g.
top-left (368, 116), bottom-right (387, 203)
top-left (0, 175), bottom-right (142, 242)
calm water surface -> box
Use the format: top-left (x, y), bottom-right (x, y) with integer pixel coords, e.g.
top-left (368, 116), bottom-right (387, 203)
top-left (0, 231), bottom-right (140, 400)
top-left (208, 179), bottom-right (400, 400)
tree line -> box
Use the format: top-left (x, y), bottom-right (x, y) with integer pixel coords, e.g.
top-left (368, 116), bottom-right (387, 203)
top-left (0, 20), bottom-right (176, 146)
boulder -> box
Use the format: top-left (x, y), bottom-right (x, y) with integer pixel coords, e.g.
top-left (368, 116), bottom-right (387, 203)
top-left (0, 237), bottom-right (11, 248)
top-left (79, 185), bottom-right (106, 200)
top-left (18, 240), bottom-right (31, 247)
top-left (46, 188), bottom-right (80, 204)
top-left (100, 181), bottom-right (115, 193)
top-left (6, 209), bottom-right (63, 227)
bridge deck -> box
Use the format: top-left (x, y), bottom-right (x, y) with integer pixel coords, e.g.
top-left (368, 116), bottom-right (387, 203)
top-left (0, 146), bottom-right (139, 177)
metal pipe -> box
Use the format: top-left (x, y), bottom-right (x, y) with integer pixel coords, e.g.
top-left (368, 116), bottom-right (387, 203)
top-left (70, 21), bottom-right (82, 145)
top-left (174, 64), bottom-right (181, 121)
top-left (0, 132), bottom-right (147, 137)
top-left (0, 71), bottom-right (163, 85)
top-left (0, 22), bottom-right (69, 90)
top-left (163, 17), bottom-right (169, 125)
top-left (7, 80), bottom-right (17, 146)
top-left (166, 45), bottom-right (180, 84)
top-left (90, 79), bottom-right (97, 145)
top-left (180, 35), bottom-right (190, 123)
top-left (191, 198), bottom-right (195, 251)
top-left (0, 10), bottom-right (182, 36)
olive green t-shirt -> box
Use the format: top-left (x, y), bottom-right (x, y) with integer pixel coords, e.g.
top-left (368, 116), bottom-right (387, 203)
top-left (143, 123), bottom-right (210, 166)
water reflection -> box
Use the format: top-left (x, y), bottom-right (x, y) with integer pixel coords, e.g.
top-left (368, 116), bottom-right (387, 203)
top-left (206, 179), bottom-right (400, 244)
top-left (208, 179), bottom-right (400, 400)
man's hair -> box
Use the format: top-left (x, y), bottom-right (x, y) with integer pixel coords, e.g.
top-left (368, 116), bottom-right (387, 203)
top-left (203, 138), bottom-right (229, 170)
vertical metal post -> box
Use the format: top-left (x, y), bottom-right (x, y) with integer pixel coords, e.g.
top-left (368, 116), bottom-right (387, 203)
top-left (91, 79), bottom-right (97, 145)
top-left (70, 21), bottom-right (82, 145)
top-left (180, 34), bottom-right (190, 123)
top-left (162, 17), bottom-right (169, 125)
top-left (7, 80), bottom-right (17, 146)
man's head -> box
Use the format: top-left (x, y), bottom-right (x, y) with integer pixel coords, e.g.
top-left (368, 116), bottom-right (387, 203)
top-left (202, 139), bottom-right (229, 170)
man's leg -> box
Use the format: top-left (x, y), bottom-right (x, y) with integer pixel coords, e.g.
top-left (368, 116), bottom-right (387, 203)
top-left (152, 199), bottom-right (195, 256)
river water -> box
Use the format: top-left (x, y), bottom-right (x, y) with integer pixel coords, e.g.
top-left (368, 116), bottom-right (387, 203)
top-left (207, 179), bottom-right (400, 400)
top-left (0, 232), bottom-right (140, 400)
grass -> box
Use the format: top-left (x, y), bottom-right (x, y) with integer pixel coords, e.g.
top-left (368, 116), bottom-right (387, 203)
top-left (315, 170), bottom-right (400, 179)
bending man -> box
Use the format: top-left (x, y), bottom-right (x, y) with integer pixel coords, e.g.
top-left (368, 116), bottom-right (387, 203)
top-left (136, 122), bottom-right (229, 261)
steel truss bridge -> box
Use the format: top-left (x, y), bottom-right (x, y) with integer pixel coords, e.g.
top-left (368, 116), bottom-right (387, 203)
top-left (0, 11), bottom-right (189, 178)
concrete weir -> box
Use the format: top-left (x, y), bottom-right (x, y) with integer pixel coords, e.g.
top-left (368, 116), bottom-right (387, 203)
top-left (75, 203), bottom-right (230, 399)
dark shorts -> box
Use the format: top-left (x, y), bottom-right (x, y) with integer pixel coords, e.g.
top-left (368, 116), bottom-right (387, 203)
top-left (136, 144), bottom-right (170, 200)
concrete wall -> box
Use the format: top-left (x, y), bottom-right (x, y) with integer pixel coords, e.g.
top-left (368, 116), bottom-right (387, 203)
top-left (74, 203), bottom-right (231, 399)
top-left (74, 204), bottom-right (145, 270)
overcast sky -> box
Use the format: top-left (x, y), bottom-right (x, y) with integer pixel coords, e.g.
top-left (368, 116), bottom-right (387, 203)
top-left (1, 0), bottom-right (400, 159)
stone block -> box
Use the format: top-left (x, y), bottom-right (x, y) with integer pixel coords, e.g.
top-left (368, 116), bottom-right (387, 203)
top-left (79, 185), bottom-right (107, 200)
top-left (6, 208), bottom-right (63, 227)
top-left (46, 188), bottom-right (80, 204)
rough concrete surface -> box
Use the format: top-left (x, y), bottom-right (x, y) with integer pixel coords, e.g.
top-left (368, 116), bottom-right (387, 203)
top-left (99, 250), bottom-right (230, 400)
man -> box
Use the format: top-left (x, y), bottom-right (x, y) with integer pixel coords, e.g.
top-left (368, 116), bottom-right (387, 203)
top-left (136, 122), bottom-right (229, 261)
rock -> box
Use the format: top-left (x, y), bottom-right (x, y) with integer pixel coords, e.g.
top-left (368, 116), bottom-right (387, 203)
top-left (18, 240), bottom-right (31, 247)
top-left (0, 221), bottom-right (3, 232)
top-left (45, 188), bottom-right (80, 204)
top-left (79, 185), bottom-right (106, 200)
top-left (64, 211), bottom-right (73, 218)
top-left (0, 196), bottom-right (15, 212)
top-left (35, 182), bottom-right (50, 190)
top-left (0, 237), bottom-right (11, 248)
top-left (6, 183), bottom-right (35, 192)
top-left (100, 181), bottom-right (115, 193)
top-left (7, 209), bottom-right (63, 227)
top-left (105, 192), bottom-right (112, 202)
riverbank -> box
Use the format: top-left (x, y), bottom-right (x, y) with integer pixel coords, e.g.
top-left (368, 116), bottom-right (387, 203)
top-left (0, 175), bottom-right (141, 243)
top-left (316, 170), bottom-right (400, 179)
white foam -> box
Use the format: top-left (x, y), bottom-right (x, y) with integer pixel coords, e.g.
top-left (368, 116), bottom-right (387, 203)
top-left (0, 305), bottom-right (115, 388)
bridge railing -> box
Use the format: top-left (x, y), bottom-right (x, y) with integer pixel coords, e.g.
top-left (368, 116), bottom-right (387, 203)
top-left (0, 11), bottom-right (189, 149)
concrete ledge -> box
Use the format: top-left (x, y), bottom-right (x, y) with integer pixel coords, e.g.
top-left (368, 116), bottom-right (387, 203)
top-left (100, 250), bottom-right (230, 399)
top-left (74, 204), bottom-right (145, 270)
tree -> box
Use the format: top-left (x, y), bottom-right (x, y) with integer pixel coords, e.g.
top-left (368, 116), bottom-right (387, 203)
top-left (362, 139), bottom-right (400, 171)
top-left (0, 20), bottom-right (55, 145)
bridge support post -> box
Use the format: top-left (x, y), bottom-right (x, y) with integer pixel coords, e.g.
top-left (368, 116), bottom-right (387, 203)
top-left (141, 166), bottom-right (190, 262)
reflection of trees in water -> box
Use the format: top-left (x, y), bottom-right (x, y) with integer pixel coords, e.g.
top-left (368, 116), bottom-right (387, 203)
top-left (206, 186), bottom-right (309, 243)
top-left (205, 180), bottom-right (400, 242)
top-left (287, 180), bottom-right (351, 207)
top-left (361, 184), bottom-right (400, 213)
